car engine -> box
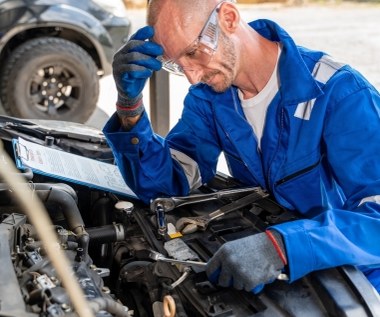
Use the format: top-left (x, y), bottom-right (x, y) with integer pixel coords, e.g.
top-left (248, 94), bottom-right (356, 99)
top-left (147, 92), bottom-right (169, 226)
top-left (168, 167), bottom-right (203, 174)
top-left (0, 115), bottom-right (379, 317)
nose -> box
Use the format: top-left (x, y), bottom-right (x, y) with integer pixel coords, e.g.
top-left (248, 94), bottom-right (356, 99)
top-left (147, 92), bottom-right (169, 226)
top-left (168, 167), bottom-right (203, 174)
top-left (184, 69), bottom-right (203, 84)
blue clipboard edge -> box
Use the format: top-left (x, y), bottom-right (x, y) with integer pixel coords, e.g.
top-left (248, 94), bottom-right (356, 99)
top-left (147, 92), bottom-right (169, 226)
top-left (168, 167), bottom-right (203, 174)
top-left (12, 138), bottom-right (25, 170)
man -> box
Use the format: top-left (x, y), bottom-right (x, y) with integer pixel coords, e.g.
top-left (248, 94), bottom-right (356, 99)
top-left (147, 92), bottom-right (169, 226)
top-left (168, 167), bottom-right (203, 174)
top-left (103, 0), bottom-right (380, 293)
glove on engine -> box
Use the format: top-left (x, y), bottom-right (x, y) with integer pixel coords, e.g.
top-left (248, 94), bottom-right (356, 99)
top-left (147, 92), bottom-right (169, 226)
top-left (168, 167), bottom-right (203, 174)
top-left (206, 231), bottom-right (286, 292)
top-left (113, 25), bottom-right (163, 117)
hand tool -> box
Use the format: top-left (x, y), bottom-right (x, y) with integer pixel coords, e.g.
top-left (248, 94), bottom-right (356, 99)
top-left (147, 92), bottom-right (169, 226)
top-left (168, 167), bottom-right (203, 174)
top-left (176, 188), bottom-right (269, 234)
top-left (150, 186), bottom-right (267, 236)
top-left (148, 250), bottom-right (207, 267)
top-left (150, 186), bottom-right (264, 213)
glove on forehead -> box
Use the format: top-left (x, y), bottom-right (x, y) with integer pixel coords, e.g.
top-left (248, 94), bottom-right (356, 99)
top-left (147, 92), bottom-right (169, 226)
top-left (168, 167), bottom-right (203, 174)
top-left (113, 51), bottom-right (162, 74)
top-left (130, 25), bottom-right (154, 41)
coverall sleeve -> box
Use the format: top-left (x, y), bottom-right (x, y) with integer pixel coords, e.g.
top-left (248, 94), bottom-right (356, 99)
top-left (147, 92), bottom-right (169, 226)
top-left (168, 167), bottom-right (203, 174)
top-left (103, 94), bottom-right (222, 204)
top-left (272, 70), bottom-right (380, 286)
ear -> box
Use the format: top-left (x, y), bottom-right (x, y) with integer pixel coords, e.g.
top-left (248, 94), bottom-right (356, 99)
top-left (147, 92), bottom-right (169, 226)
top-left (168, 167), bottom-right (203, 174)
top-left (218, 2), bottom-right (240, 34)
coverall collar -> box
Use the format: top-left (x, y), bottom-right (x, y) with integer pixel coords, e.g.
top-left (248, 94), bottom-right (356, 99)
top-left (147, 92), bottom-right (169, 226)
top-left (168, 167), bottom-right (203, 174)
top-left (249, 19), bottom-right (323, 105)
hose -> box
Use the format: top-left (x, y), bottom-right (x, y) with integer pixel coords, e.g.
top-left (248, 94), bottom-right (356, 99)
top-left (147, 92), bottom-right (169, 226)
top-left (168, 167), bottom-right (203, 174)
top-left (35, 185), bottom-right (90, 260)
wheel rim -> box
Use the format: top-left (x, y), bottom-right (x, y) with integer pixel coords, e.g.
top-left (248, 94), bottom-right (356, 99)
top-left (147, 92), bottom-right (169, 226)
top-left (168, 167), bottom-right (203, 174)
top-left (28, 64), bottom-right (82, 116)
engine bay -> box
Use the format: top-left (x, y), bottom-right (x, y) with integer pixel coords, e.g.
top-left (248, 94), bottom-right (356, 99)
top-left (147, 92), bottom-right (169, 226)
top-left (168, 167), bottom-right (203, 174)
top-left (0, 115), bottom-right (379, 317)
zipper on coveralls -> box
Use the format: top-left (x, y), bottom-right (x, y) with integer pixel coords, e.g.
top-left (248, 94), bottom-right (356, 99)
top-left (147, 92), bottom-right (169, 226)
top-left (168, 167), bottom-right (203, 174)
top-left (275, 160), bottom-right (320, 186)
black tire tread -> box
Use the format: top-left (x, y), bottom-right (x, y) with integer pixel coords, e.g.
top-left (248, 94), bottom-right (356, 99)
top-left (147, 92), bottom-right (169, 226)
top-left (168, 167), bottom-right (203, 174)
top-left (0, 37), bottom-right (99, 122)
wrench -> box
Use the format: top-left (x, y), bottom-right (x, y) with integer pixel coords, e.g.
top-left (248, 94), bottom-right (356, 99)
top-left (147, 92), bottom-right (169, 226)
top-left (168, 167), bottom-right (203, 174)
top-left (148, 250), bottom-right (207, 267)
top-left (176, 188), bottom-right (269, 234)
top-left (150, 186), bottom-right (264, 213)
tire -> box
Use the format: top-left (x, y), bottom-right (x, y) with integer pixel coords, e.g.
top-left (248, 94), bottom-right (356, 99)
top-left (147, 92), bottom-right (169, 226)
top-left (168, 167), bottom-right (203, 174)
top-left (0, 37), bottom-right (99, 123)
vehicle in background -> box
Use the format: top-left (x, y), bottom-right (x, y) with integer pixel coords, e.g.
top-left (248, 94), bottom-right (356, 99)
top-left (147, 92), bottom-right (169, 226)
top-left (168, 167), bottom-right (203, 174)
top-left (0, 0), bottom-right (131, 123)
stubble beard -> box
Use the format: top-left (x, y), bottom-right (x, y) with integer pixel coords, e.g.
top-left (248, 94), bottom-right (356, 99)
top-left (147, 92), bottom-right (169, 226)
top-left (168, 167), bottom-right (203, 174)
top-left (205, 32), bottom-right (236, 93)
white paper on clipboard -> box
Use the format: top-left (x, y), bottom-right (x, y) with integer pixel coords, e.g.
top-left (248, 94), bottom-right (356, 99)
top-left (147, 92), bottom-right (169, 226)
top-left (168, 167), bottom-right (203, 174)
top-left (13, 137), bottom-right (137, 199)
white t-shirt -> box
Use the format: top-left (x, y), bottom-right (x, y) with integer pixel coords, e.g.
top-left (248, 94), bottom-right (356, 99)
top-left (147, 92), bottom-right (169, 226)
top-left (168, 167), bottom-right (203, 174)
top-left (238, 44), bottom-right (282, 149)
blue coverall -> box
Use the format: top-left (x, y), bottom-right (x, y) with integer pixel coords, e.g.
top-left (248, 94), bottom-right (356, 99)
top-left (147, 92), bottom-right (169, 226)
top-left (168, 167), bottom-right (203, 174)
top-left (103, 19), bottom-right (380, 291)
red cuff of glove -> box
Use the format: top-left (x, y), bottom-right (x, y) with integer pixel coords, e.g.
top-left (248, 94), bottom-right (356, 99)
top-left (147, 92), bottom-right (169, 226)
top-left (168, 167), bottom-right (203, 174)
top-left (266, 230), bottom-right (287, 266)
top-left (116, 98), bottom-right (144, 118)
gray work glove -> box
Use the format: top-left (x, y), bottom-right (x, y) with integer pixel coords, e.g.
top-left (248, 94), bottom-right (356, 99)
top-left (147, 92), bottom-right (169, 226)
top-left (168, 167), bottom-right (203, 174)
top-left (206, 231), bottom-right (286, 293)
top-left (113, 25), bottom-right (163, 117)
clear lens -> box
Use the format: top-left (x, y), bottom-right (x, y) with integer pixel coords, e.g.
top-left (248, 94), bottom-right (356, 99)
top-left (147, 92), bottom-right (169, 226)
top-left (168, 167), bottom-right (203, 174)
top-left (158, 44), bottom-right (215, 77)
top-left (196, 42), bottom-right (216, 63)
top-left (162, 60), bottom-right (185, 76)
top-left (158, 56), bottom-right (185, 76)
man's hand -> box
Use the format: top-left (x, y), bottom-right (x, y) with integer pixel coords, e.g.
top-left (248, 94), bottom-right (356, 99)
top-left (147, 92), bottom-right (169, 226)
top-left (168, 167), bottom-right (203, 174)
top-left (206, 231), bottom-right (286, 292)
top-left (113, 26), bottom-right (163, 120)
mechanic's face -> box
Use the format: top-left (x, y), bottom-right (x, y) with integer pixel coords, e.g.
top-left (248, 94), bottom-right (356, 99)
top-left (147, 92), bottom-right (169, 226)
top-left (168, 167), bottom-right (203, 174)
top-left (155, 2), bottom-right (237, 92)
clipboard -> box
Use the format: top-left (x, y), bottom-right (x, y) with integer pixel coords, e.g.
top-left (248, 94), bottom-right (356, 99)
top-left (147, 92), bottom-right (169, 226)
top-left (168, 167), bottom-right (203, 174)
top-left (12, 137), bottom-right (138, 199)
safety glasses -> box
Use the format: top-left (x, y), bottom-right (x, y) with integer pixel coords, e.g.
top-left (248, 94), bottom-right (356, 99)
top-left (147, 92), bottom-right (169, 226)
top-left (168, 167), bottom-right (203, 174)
top-left (160, 0), bottom-right (233, 76)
